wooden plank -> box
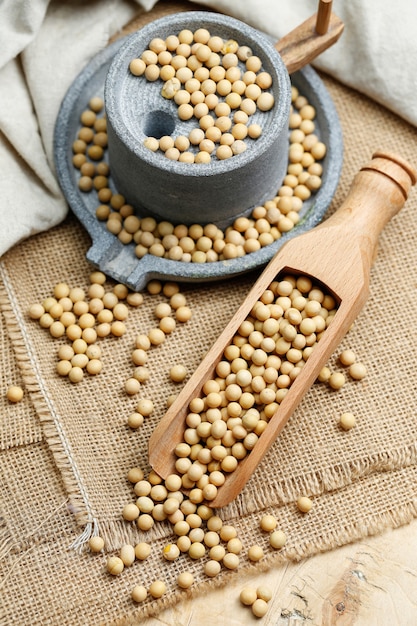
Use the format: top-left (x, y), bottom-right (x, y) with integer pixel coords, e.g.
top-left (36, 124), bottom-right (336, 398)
top-left (139, 518), bottom-right (417, 625)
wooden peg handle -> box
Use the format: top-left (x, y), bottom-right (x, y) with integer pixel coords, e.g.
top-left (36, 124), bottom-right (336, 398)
top-left (316, 0), bottom-right (333, 35)
top-left (275, 3), bottom-right (344, 74)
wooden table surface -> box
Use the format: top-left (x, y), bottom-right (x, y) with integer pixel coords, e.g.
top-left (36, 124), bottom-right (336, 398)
top-left (140, 517), bottom-right (417, 625)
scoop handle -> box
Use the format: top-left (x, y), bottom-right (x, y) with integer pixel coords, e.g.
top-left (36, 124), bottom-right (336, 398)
top-left (275, 0), bottom-right (344, 74)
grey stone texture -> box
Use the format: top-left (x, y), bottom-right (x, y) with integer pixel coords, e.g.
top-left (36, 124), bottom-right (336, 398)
top-left (54, 16), bottom-right (343, 291)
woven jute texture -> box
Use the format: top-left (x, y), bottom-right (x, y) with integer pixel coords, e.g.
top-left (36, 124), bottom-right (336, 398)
top-left (1, 2), bottom-right (417, 624)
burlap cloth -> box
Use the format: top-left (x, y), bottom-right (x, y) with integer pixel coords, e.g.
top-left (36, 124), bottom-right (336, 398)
top-left (1, 3), bottom-right (417, 625)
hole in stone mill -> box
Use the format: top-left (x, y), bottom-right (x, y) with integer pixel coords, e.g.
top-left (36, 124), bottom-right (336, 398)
top-left (143, 110), bottom-right (176, 139)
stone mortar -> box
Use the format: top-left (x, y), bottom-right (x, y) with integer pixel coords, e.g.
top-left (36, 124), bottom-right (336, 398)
top-left (104, 11), bottom-right (291, 228)
top-left (54, 32), bottom-right (344, 289)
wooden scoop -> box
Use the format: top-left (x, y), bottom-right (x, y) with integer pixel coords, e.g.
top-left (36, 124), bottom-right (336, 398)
top-left (149, 151), bottom-right (417, 508)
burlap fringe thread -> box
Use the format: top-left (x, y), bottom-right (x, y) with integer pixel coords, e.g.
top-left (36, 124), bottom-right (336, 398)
top-left (219, 438), bottom-right (417, 521)
top-left (0, 262), bottom-right (99, 551)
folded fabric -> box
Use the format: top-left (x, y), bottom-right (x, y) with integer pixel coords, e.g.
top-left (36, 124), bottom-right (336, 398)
top-left (0, 0), bottom-right (143, 257)
top-left (0, 0), bottom-right (416, 259)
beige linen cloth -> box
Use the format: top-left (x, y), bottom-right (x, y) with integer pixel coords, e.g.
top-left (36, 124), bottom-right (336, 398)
top-left (1, 1), bottom-right (417, 625)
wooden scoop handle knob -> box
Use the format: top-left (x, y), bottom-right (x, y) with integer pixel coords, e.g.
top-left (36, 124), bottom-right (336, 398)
top-left (318, 151), bottom-right (417, 271)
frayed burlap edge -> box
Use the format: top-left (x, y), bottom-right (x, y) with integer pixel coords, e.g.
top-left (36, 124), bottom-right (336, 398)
top-left (223, 441), bottom-right (417, 518)
top-left (0, 262), bottom-right (97, 550)
top-left (83, 435), bottom-right (417, 553)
